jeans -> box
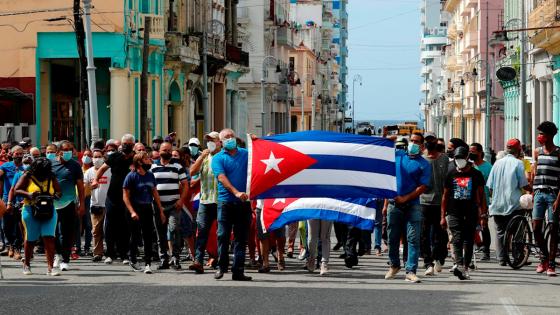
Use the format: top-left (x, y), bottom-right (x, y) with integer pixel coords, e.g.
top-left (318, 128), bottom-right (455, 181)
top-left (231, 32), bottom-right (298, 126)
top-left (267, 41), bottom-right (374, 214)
top-left (374, 206), bottom-right (383, 250)
top-left (217, 200), bottom-right (251, 275)
top-left (2, 209), bottom-right (23, 250)
top-left (153, 204), bottom-right (170, 262)
top-left (55, 203), bottom-right (77, 263)
top-left (104, 198), bottom-right (129, 260)
top-left (447, 211), bottom-right (477, 267)
top-left (494, 210), bottom-right (523, 263)
top-left (127, 203), bottom-right (154, 265)
top-left (387, 203), bottom-right (423, 273)
top-left (195, 203), bottom-right (218, 264)
top-left (74, 196), bottom-right (92, 252)
top-left (165, 208), bottom-right (182, 259)
top-left (307, 220), bottom-right (332, 263)
top-left (421, 205), bottom-right (448, 268)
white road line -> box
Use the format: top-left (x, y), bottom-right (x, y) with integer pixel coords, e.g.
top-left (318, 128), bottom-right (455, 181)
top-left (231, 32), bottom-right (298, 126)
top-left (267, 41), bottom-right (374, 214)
top-left (500, 297), bottom-right (522, 315)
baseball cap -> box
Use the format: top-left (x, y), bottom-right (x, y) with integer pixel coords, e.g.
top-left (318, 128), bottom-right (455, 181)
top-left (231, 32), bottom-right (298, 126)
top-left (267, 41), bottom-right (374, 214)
top-left (188, 137), bottom-right (200, 146)
top-left (152, 135), bottom-right (163, 143)
top-left (506, 138), bottom-right (521, 150)
top-left (424, 132), bottom-right (436, 140)
top-left (204, 131), bottom-right (220, 140)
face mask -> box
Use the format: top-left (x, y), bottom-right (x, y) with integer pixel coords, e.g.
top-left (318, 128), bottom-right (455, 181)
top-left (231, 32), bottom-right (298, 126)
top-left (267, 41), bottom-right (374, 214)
top-left (468, 153), bottom-right (479, 162)
top-left (46, 152), bottom-right (57, 160)
top-left (160, 152), bottom-right (172, 161)
top-left (446, 149), bottom-right (455, 159)
top-left (223, 138), bottom-right (237, 151)
top-left (425, 142), bottom-right (437, 152)
top-left (207, 141), bottom-right (217, 152)
top-left (455, 158), bottom-right (468, 169)
top-left (121, 143), bottom-right (134, 154)
top-left (13, 157), bottom-right (22, 165)
top-left (93, 157), bottom-right (104, 168)
top-left (23, 164), bottom-right (30, 171)
top-left (152, 159), bottom-right (160, 164)
top-left (82, 155), bottom-right (92, 165)
top-left (62, 151), bottom-right (73, 161)
top-left (408, 143), bottom-right (420, 156)
top-left (537, 134), bottom-right (547, 145)
top-left (437, 143), bottom-right (446, 153)
top-left (190, 146), bottom-right (199, 156)
top-left (106, 151), bottom-right (115, 156)
top-left (141, 163), bottom-right (152, 172)
top-left (170, 158), bottom-right (180, 165)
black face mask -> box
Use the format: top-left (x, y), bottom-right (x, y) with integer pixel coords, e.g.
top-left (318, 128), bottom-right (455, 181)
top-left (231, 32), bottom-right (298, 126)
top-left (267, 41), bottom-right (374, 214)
top-left (160, 152), bottom-right (172, 161)
top-left (446, 149), bottom-right (455, 159)
top-left (436, 144), bottom-right (446, 153)
top-left (468, 153), bottom-right (479, 162)
top-left (13, 157), bottom-right (22, 165)
top-left (141, 163), bottom-right (151, 172)
top-left (122, 143), bottom-right (134, 154)
top-left (425, 142), bottom-right (437, 152)
top-left (170, 158), bottom-right (180, 165)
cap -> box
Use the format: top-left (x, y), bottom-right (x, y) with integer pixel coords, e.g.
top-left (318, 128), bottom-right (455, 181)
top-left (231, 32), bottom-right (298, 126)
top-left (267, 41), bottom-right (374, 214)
top-left (22, 137), bottom-right (31, 144)
top-left (204, 131), bottom-right (220, 140)
top-left (454, 146), bottom-right (469, 159)
top-left (395, 137), bottom-right (408, 147)
top-left (188, 137), bottom-right (200, 146)
top-left (152, 135), bottom-right (163, 143)
top-left (424, 132), bottom-right (436, 140)
top-left (506, 138), bottom-right (521, 150)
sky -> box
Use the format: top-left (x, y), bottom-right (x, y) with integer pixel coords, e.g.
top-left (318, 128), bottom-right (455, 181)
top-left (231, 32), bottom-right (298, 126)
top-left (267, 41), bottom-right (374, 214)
top-left (347, 0), bottom-right (422, 121)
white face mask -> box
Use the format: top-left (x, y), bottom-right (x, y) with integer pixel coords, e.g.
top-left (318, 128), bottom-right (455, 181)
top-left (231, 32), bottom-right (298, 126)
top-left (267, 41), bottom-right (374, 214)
top-left (93, 157), bottom-right (104, 168)
top-left (207, 141), bottom-right (217, 152)
top-left (455, 159), bottom-right (468, 169)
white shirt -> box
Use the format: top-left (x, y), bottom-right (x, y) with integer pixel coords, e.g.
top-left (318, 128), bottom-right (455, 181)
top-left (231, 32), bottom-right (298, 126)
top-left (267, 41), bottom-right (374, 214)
top-left (84, 167), bottom-right (112, 207)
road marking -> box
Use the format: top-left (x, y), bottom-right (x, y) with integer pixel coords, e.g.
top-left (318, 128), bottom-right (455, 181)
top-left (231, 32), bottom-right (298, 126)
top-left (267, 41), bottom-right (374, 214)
top-left (500, 297), bottom-right (522, 315)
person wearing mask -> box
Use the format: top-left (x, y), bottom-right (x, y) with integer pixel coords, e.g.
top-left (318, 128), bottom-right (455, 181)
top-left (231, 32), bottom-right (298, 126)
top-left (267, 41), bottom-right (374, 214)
top-left (531, 121), bottom-right (560, 276)
top-left (0, 145), bottom-right (25, 260)
top-left (212, 128), bottom-right (252, 281)
top-left (29, 147), bottom-right (41, 160)
top-left (469, 143), bottom-right (492, 261)
top-left (441, 147), bottom-right (487, 280)
top-left (487, 139), bottom-right (531, 266)
top-left (151, 142), bottom-right (190, 270)
top-left (385, 132), bottom-right (431, 283)
top-left (14, 157), bottom-right (62, 276)
top-left (134, 143), bottom-right (146, 153)
top-left (123, 152), bottom-right (166, 274)
top-left (151, 150), bottom-right (160, 164)
top-left (420, 133), bottom-right (449, 276)
top-left (74, 149), bottom-right (93, 258)
top-left (84, 149), bottom-right (112, 262)
top-left (446, 138), bottom-right (468, 160)
top-left (152, 136), bottom-right (163, 152)
top-left (436, 138), bottom-right (446, 153)
top-left (51, 141), bottom-right (85, 272)
top-left (188, 138), bottom-right (201, 161)
top-left (94, 134), bottom-right (136, 264)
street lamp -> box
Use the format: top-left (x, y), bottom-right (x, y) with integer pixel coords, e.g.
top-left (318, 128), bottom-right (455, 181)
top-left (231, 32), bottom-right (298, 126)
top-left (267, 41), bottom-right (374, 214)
top-left (450, 80), bottom-right (461, 138)
top-left (260, 55), bottom-right (281, 136)
top-left (352, 74), bottom-right (363, 133)
top-left (460, 78), bottom-right (465, 139)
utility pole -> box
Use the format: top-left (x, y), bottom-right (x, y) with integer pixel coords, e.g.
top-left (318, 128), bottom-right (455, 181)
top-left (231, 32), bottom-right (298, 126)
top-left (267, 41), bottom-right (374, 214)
top-left (519, 0), bottom-right (528, 144)
top-left (74, 0), bottom-right (88, 148)
top-left (484, 1), bottom-right (492, 162)
top-left (202, 1), bottom-right (210, 135)
top-left (472, 72), bottom-right (477, 143)
top-left (140, 16), bottom-right (151, 144)
top-left (311, 84), bottom-right (316, 130)
top-left (83, 0), bottom-right (99, 143)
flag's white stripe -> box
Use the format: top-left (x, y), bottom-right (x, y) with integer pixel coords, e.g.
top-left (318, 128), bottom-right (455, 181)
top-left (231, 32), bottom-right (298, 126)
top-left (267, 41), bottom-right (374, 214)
top-left (277, 169), bottom-right (397, 191)
top-left (279, 141), bottom-right (394, 162)
top-left (282, 198), bottom-right (376, 221)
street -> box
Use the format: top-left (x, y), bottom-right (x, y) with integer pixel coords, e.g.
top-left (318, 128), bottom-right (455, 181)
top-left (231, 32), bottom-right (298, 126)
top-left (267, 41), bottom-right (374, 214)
top-left (1, 244), bottom-right (559, 315)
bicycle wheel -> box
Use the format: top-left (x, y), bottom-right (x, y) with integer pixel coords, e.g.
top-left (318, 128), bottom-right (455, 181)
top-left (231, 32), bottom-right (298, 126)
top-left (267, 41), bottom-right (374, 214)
top-left (505, 216), bottom-right (532, 269)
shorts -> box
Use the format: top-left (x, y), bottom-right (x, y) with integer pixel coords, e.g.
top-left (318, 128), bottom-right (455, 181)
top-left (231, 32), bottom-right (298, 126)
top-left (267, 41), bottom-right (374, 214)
top-left (533, 190), bottom-right (559, 223)
top-left (256, 207), bottom-right (286, 240)
top-left (21, 205), bottom-right (58, 242)
top-left (167, 208), bottom-right (194, 239)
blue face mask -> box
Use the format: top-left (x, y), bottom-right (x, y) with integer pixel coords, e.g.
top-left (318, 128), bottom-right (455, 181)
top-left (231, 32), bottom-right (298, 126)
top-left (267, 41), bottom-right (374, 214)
top-left (23, 164), bottom-right (30, 171)
top-left (408, 143), bottom-right (421, 156)
top-left (62, 151), bottom-right (73, 161)
top-left (223, 138), bottom-right (237, 151)
top-left (46, 152), bottom-right (57, 161)
top-left (190, 146), bottom-right (199, 156)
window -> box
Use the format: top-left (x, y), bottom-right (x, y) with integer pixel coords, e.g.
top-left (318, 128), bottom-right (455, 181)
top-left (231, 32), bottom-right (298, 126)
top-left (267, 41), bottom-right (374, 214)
top-left (289, 57), bottom-right (295, 71)
top-left (140, 0), bottom-right (150, 13)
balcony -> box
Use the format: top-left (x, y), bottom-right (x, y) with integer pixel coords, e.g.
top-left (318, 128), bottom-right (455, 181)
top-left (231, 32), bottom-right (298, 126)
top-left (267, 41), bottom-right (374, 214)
top-left (529, 0), bottom-right (560, 53)
top-left (277, 26), bottom-right (295, 48)
top-left (165, 33), bottom-right (200, 65)
top-left (226, 44), bottom-right (249, 67)
top-left (466, 0), bottom-right (477, 9)
top-left (139, 14), bottom-right (164, 40)
top-left (420, 83), bottom-right (430, 92)
top-left (420, 50), bottom-right (442, 61)
top-left (237, 7), bottom-right (250, 25)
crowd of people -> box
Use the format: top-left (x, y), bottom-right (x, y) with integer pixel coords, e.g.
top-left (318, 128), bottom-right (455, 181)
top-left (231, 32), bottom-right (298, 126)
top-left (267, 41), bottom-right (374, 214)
top-left (0, 122), bottom-right (558, 283)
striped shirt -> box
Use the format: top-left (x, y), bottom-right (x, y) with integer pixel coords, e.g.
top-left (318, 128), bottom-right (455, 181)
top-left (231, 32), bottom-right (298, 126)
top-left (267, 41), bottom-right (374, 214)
top-left (534, 146), bottom-right (560, 191)
top-left (150, 161), bottom-right (189, 208)
top-left (199, 154), bottom-right (218, 204)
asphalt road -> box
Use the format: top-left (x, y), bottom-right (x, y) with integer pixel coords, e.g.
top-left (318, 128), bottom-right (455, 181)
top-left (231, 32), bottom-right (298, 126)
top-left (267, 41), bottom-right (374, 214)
top-left (1, 245), bottom-right (559, 315)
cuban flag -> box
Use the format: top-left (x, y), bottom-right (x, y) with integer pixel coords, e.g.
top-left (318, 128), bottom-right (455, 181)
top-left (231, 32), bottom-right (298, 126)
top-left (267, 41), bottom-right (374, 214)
top-left (261, 197), bottom-right (377, 232)
top-left (247, 131), bottom-right (396, 200)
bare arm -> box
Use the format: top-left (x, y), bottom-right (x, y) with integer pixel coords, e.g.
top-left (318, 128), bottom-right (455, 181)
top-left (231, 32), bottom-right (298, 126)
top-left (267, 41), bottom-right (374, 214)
top-left (76, 179), bottom-right (85, 215)
top-left (179, 180), bottom-right (190, 209)
top-left (531, 149), bottom-right (539, 186)
top-left (217, 174), bottom-right (248, 201)
top-left (396, 185), bottom-right (428, 205)
top-left (190, 150), bottom-right (209, 176)
top-left (440, 187), bottom-right (450, 228)
top-left (93, 163), bottom-right (110, 188)
top-left (14, 175), bottom-right (31, 200)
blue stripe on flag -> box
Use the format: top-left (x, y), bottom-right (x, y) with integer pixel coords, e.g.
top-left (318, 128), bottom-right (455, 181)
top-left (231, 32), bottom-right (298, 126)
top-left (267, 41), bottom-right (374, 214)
top-left (263, 131), bottom-right (394, 148)
top-left (307, 155), bottom-right (396, 176)
top-left (268, 209), bottom-right (375, 231)
top-left (256, 185), bottom-right (397, 200)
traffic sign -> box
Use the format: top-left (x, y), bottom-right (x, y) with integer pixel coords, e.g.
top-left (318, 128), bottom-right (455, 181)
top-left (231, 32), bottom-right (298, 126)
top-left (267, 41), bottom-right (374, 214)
top-left (344, 118), bottom-right (353, 123)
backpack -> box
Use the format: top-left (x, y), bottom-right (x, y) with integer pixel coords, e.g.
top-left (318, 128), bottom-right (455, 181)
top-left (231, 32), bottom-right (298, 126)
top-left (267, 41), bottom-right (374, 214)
top-left (30, 176), bottom-right (54, 221)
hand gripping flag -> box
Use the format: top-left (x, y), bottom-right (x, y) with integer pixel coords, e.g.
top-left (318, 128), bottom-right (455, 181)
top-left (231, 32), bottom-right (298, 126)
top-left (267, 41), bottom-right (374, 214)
top-left (247, 131), bottom-right (396, 200)
top-left (260, 197), bottom-right (378, 233)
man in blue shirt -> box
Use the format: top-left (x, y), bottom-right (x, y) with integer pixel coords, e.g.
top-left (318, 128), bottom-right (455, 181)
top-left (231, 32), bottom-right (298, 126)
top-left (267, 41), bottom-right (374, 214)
top-left (211, 128), bottom-right (252, 281)
top-left (385, 133), bottom-right (431, 283)
top-left (0, 145), bottom-right (24, 260)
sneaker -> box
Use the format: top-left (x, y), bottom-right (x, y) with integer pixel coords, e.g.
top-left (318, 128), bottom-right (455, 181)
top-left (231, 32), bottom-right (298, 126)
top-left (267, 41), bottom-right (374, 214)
top-left (536, 261), bottom-right (548, 274)
top-left (60, 262), bottom-right (69, 271)
top-left (286, 251), bottom-right (294, 259)
top-left (122, 259), bottom-right (130, 265)
top-left (158, 260), bottom-right (170, 270)
top-left (320, 262), bottom-right (328, 275)
top-left (46, 269), bottom-right (61, 276)
top-left (306, 258), bottom-right (316, 273)
top-left (92, 255), bottom-right (103, 262)
top-left (22, 265), bottom-right (32, 275)
top-left (481, 253), bottom-right (491, 261)
top-left (189, 262), bottom-right (205, 274)
top-left (130, 262), bottom-right (142, 271)
top-left (384, 266), bottom-right (401, 280)
top-left (405, 272), bottom-right (421, 283)
top-left (170, 257), bottom-right (182, 270)
top-left (104, 257), bottom-right (113, 264)
top-left (297, 249), bottom-right (307, 261)
top-left (434, 261), bottom-right (443, 273)
top-left (463, 269), bottom-right (471, 280)
top-left (70, 251), bottom-right (80, 260)
top-left (424, 266), bottom-right (435, 276)
top-left (53, 255), bottom-right (61, 268)
top-left (547, 265), bottom-right (557, 277)
top-left (453, 266), bottom-right (467, 280)
top-left (449, 263), bottom-right (457, 273)
top-left (144, 264), bottom-right (153, 274)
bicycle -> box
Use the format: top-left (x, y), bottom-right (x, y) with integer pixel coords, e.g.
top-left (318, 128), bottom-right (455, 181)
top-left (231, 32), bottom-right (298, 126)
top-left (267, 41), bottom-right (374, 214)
top-left (504, 209), bottom-right (555, 269)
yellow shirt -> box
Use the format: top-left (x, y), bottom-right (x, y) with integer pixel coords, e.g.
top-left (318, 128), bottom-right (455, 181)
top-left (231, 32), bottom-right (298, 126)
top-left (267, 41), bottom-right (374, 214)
top-left (23, 177), bottom-right (55, 205)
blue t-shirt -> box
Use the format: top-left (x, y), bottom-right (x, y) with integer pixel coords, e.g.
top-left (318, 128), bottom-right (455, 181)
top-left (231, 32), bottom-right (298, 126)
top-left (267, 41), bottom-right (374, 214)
top-left (474, 161), bottom-right (492, 206)
top-left (211, 148), bottom-right (248, 202)
top-left (52, 159), bottom-right (83, 209)
top-left (123, 171), bottom-right (157, 205)
top-left (395, 150), bottom-right (432, 205)
top-left (11, 171), bottom-right (24, 204)
top-left (0, 161), bottom-right (23, 202)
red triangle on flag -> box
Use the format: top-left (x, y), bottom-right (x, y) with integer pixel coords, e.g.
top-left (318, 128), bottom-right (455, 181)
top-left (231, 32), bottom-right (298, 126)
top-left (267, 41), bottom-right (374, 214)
top-left (261, 198), bottom-right (298, 232)
top-left (248, 138), bottom-right (317, 199)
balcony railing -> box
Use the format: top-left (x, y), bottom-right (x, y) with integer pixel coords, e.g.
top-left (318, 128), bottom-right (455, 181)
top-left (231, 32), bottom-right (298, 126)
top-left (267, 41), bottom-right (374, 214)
top-left (226, 44), bottom-right (249, 67)
top-left (529, 0), bottom-right (560, 41)
top-left (139, 14), bottom-right (164, 40)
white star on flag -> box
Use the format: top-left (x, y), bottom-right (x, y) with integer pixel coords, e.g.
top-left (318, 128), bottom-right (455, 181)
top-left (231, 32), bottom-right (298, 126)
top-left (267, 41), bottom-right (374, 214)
top-left (260, 151), bottom-right (284, 174)
top-left (272, 198), bottom-right (286, 206)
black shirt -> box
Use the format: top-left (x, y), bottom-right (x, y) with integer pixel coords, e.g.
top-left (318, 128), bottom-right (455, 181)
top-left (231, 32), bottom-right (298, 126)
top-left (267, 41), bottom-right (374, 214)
top-left (444, 167), bottom-right (485, 215)
top-left (105, 152), bottom-right (133, 202)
